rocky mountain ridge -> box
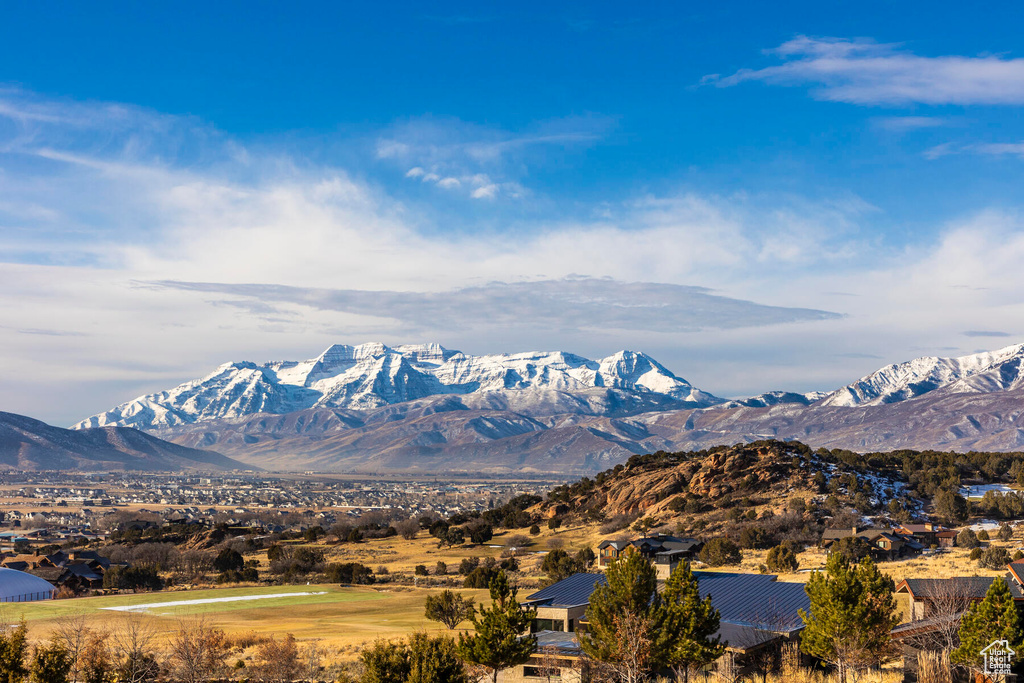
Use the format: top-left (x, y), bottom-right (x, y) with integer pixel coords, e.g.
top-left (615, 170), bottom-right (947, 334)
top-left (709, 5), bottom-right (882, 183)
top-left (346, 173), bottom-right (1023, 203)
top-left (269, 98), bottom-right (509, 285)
top-left (67, 342), bottom-right (1024, 474)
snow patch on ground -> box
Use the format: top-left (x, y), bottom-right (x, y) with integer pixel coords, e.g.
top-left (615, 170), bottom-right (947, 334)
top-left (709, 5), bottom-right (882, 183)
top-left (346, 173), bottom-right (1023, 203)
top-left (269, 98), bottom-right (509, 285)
top-left (961, 484), bottom-right (1015, 499)
top-left (101, 591), bottom-right (328, 613)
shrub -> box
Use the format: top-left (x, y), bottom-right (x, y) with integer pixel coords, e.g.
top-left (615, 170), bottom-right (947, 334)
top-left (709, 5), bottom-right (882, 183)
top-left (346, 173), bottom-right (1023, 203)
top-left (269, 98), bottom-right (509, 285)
top-left (766, 545), bottom-right (799, 573)
top-left (396, 519), bottom-right (420, 541)
top-left (325, 562), bottom-right (374, 584)
top-left (213, 548), bottom-right (244, 573)
top-left (977, 529), bottom-right (991, 542)
top-left (957, 528), bottom-right (981, 549)
top-left (547, 518), bottom-right (562, 530)
top-left (529, 525), bottom-right (540, 536)
top-left (978, 546), bottom-right (1011, 569)
top-left (969, 548), bottom-right (983, 561)
top-left (435, 561), bottom-right (448, 576)
top-left (738, 526), bottom-right (773, 550)
top-left (463, 566), bottom-right (500, 589)
top-left (466, 522), bottom-right (493, 545)
top-left (999, 524), bottom-right (1014, 542)
top-left (698, 538), bottom-right (743, 567)
top-left (414, 565), bottom-right (428, 577)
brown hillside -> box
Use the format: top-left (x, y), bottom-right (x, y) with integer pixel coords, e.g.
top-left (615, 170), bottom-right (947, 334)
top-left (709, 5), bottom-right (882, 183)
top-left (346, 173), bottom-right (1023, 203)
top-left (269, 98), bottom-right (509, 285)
top-left (539, 440), bottom-right (905, 524)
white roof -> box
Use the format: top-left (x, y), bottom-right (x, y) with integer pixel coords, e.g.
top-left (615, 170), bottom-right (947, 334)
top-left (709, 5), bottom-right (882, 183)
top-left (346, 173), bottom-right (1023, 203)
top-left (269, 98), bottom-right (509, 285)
top-left (0, 567), bottom-right (55, 600)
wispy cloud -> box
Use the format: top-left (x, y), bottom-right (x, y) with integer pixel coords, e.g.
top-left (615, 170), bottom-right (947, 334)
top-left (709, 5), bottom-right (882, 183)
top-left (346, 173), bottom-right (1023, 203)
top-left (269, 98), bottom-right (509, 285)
top-left (872, 116), bottom-right (948, 131)
top-left (708, 36), bottom-right (1024, 105)
top-left (145, 277), bottom-right (842, 334)
top-left (972, 142), bottom-right (1024, 157)
top-left (963, 330), bottom-right (1013, 338)
top-left (924, 140), bottom-right (1024, 160)
top-left (375, 115), bottom-right (613, 199)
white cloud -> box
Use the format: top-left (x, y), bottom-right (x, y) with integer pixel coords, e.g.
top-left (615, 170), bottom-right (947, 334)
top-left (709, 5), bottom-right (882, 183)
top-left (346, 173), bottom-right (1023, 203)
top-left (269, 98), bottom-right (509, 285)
top-left (376, 114), bottom-right (613, 199)
top-left (872, 116), bottom-right (948, 131)
top-left (711, 36), bottom-right (1024, 105)
top-left (471, 184), bottom-right (498, 199)
top-left (973, 142), bottom-right (1024, 157)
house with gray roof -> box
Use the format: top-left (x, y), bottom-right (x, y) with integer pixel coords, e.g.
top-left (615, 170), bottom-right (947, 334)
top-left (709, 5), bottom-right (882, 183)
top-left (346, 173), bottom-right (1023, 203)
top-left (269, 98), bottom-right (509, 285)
top-left (510, 569), bottom-right (811, 681)
top-left (597, 534), bottom-right (704, 578)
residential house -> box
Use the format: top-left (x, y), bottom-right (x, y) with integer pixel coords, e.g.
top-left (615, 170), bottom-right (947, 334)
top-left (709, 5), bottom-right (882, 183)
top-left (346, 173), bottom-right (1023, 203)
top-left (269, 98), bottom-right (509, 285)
top-left (893, 523), bottom-right (947, 547)
top-left (509, 570), bottom-right (810, 681)
top-left (892, 572), bottom-right (1024, 681)
top-left (895, 577), bottom-right (1024, 623)
top-left (820, 527), bottom-right (922, 561)
top-left (597, 534), bottom-right (704, 578)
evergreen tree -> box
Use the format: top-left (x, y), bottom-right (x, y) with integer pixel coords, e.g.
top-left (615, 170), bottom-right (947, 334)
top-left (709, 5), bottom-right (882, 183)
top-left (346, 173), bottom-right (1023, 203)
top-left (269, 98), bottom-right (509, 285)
top-left (0, 621), bottom-right (29, 683)
top-left (361, 640), bottom-right (409, 683)
top-left (407, 633), bottom-right (468, 683)
top-left (935, 490), bottom-right (969, 524)
top-left (799, 553), bottom-right (899, 682)
top-left (657, 561), bottom-right (724, 681)
top-left (952, 577), bottom-right (1022, 673)
top-left (424, 590), bottom-right (476, 630)
top-left (457, 571), bottom-right (536, 683)
top-left (578, 551), bottom-right (663, 682)
top-left (765, 545), bottom-right (799, 573)
top-left (29, 643), bottom-right (73, 683)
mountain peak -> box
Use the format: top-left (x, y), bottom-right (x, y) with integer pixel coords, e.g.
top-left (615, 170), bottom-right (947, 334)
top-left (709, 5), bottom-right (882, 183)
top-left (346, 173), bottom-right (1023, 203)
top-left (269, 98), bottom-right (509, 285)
top-left (75, 344), bottom-right (722, 430)
top-left (819, 342), bottom-right (1024, 407)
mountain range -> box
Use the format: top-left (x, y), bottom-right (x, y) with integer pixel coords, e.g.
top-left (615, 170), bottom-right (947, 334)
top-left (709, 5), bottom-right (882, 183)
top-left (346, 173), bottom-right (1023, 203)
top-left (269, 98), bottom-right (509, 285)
top-left (65, 341), bottom-right (1024, 473)
top-left (0, 411), bottom-right (248, 472)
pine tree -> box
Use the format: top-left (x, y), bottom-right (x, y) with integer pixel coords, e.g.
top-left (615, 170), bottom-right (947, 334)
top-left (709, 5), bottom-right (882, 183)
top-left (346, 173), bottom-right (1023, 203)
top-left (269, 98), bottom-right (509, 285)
top-left (361, 639), bottom-right (410, 683)
top-left (456, 571), bottom-right (536, 683)
top-left (29, 644), bottom-right (73, 683)
top-left (952, 577), bottom-right (1022, 673)
top-left (407, 633), bottom-right (468, 683)
top-left (799, 553), bottom-right (899, 682)
top-left (0, 621), bottom-right (29, 683)
top-left (578, 551), bottom-right (663, 683)
top-left (657, 561), bottom-right (725, 681)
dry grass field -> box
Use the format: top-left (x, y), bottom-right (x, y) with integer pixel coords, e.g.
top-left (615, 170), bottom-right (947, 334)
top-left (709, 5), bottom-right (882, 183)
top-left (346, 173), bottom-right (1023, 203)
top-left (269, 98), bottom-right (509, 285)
top-left (5, 583), bottom-right (491, 662)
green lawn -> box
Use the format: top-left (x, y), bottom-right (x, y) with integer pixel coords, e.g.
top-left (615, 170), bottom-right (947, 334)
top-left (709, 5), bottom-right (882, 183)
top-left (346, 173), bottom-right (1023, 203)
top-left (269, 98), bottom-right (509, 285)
top-left (4, 584), bottom-right (383, 622)
top-left (3, 584), bottom-right (489, 656)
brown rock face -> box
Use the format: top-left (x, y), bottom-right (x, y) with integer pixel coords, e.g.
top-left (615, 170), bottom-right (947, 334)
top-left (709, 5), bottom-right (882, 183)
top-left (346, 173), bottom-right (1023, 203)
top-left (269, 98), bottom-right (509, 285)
top-left (543, 440), bottom-right (825, 521)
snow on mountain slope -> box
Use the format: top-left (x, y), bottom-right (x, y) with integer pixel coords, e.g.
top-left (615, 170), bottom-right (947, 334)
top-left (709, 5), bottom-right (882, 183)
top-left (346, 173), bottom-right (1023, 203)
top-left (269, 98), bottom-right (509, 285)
top-left (75, 343), bottom-right (724, 430)
top-left (818, 344), bottom-right (1024, 407)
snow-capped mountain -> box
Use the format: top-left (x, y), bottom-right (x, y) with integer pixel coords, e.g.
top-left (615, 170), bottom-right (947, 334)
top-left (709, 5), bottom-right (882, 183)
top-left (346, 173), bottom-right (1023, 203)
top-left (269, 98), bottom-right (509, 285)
top-left (818, 343), bottom-right (1024, 407)
top-left (75, 343), bottom-right (723, 430)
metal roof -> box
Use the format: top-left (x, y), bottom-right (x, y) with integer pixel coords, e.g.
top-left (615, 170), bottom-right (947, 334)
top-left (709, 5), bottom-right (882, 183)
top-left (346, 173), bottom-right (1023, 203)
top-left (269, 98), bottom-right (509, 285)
top-left (524, 572), bottom-right (607, 608)
top-left (693, 572), bottom-right (809, 634)
top-left (0, 568), bottom-right (56, 602)
top-left (524, 570), bottom-right (810, 634)
top-left (899, 577), bottom-right (1024, 600)
top-left (715, 622), bottom-right (783, 652)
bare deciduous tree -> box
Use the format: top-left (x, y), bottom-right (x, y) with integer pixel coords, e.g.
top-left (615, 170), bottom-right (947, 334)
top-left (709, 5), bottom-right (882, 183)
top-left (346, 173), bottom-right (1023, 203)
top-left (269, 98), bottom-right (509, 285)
top-left (612, 611), bottom-right (653, 683)
top-left (51, 612), bottom-right (90, 683)
top-left (167, 617), bottom-right (230, 683)
top-left (110, 614), bottom-right (159, 683)
top-left (250, 634), bottom-right (301, 683)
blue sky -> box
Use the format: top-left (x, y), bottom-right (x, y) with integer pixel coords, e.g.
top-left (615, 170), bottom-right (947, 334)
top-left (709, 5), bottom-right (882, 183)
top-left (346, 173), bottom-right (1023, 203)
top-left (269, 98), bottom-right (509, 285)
top-left (3, 2), bottom-right (1024, 424)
